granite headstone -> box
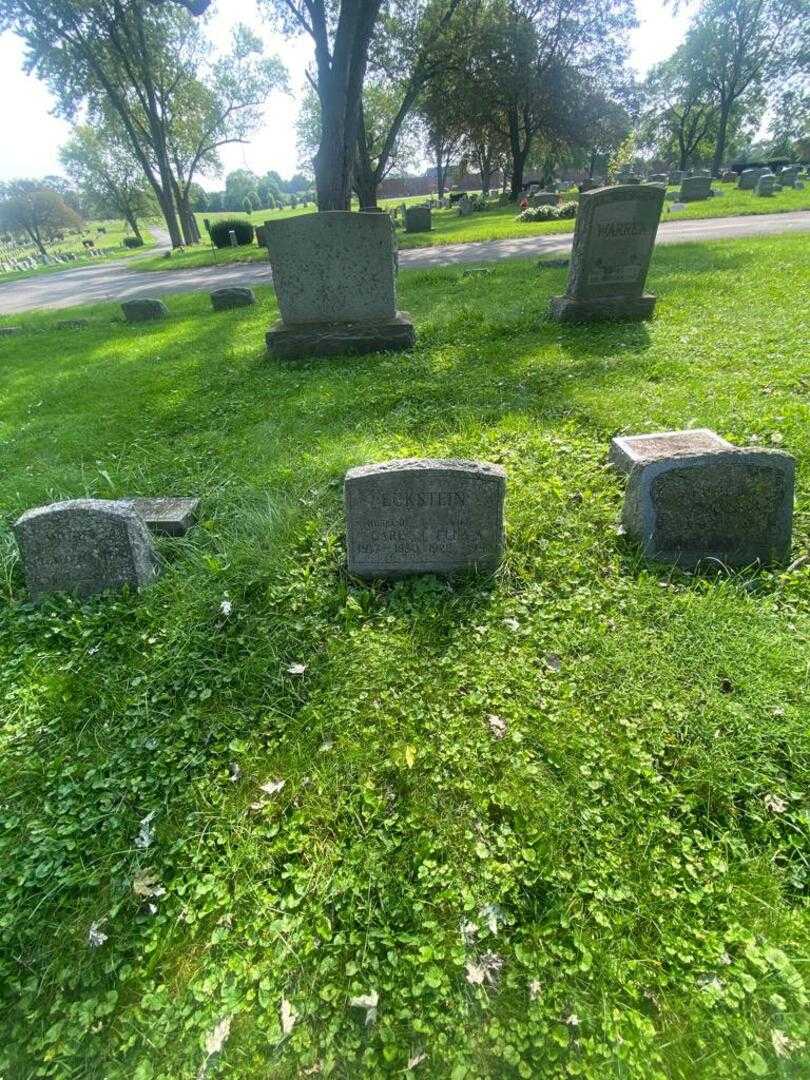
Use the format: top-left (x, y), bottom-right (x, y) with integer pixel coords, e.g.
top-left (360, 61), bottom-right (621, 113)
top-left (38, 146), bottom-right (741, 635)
top-left (122, 298), bottom-right (168, 323)
top-left (678, 176), bottom-right (712, 202)
top-left (264, 211), bottom-right (414, 359)
top-left (405, 206), bottom-right (432, 232)
top-left (550, 183), bottom-right (665, 322)
top-left (610, 429), bottom-right (733, 475)
top-left (621, 449), bottom-right (794, 568)
top-left (13, 499), bottom-right (158, 600)
top-left (344, 459), bottom-right (506, 578)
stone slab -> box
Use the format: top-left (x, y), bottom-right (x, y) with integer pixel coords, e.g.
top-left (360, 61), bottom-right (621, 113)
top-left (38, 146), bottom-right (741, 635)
top-left (267, 313), bottom-right (414, 360)
top-left (0, 327), bottom-right (21, 336)
top-left (678, 176), bottom-right (712, 202)
top-left (550, 184), bottom-right (665, 321)
top-left (549, 294), bottom-right (657, 323)
top-left (264, 211), bottom-right (397, 325)
top-left (13, 499), bottom-right (158, 601)
top-left (621, 449), bottom-right (794, 568)
top-left (55, 318), bottom-right (91, 329)
top-left (124, 497), bottom-right (200, 537)
top-left (610, 429), bottom-right (734, 475)
top-left (405, 206), bottom-right (432, 232)
top-left (122, 298), bottom-right (168, 323)
top-left (345, 458), bottom-right (506, 578)
top-left (211, 287), bottom-right (256, 310)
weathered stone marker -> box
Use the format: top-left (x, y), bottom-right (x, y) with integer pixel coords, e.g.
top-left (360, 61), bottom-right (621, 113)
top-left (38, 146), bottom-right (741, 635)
top-left (610, 429), bottom-right (733, 475)
top-left (458, 197), bottom-right (473, 217)
top-left (755, 173), bottom-right (776, 196)
top-left (620, 448), bottom-right (795, 568)
top-left (550, 184), bottom-right (665, 322)
top-left (405, 206), bottom-right (431, 232)
top-left (265, 211), bottom-right (415, 359)
top-left (678, 176), bottom-right (712, 202)
top-left (344, 459), bottom-right (506, 578)
top-left (210, 287), bottom-right (256, 311)
top-left (528, 192), bottom-right (556, 207)
top-left (13, 499), bottom-right (158, 601)
top-left (738, 167), bottom-right (766, 190)
top-left (122, 298), bottom-right (168, 323)
top-left (123, 497), bottom-right (200, 537)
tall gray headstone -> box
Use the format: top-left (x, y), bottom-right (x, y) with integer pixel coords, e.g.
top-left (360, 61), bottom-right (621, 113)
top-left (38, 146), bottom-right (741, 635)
top-left (13, 499), bottom-right (158, 601)
top-left (550, 184), bottom-right (665, 323)
top-left (405, 206), bottom-right (432, 232)
top-left (621, 449), bottom-right (794, 568)
top-left (678, 176), bottom-right (712, 202)
top-left (755, 173), bottom-right (776, 196)
top-left (738, 168), bottom-right (766, 190)
top-left (264, 211), bottom-right (415, 359)
top-left (344, 459), bottom-right (506, 579)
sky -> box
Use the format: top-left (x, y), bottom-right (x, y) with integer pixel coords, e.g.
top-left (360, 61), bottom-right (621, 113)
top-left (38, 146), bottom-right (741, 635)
top-left (0, 0), bottom-right (693, 186)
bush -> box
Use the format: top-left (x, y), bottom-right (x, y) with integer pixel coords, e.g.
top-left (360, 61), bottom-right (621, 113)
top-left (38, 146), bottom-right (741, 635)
top-left (123, 236), bottom-right (144, 249)
top-left (209, 218), bottom-right (256, 249)
top-left (516, 200), bottom-right (578, 224)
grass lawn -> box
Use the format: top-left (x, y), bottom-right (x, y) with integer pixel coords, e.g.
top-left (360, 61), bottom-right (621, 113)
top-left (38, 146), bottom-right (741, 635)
top-left (0, 220), bottom-right (158, 284)
top-left (0, 234), bottom-right (808, 1079)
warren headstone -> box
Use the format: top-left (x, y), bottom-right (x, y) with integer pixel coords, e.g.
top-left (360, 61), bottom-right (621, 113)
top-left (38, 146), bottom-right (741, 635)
top-left (13, 499), bottom-right (158, 601)
top-left (678, 176), bottom-right (712, 202)
top-left (405, 206), bottom-right (432, 233)
top-left (344, 459), bottom-right (506, 579)
top-left (738, 168), bottom-right (766, 190)
top-left (264, 211), bottom-right (414, 359)
top-left (550, 183), bottom-right (665, 323)
top-left (755, 173), bottom-right (776, 196)
top-left (610, 429), bottom-right (733, 475)
top-left (621, 449), bottom-right (794, 568)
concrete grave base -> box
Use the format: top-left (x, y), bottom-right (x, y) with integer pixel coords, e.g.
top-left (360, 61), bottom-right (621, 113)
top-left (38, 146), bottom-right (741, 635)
top-left (609, 429), bottom-right (733, 475)
top-left (123, 497), bottom-right (200, 537)
top-left (267, 312), bottom-right (415, 359)
top-left (549, 294), bottom-right (657, 323)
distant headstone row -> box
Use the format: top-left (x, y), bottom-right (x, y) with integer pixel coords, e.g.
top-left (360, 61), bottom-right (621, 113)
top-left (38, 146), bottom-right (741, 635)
top-left (11, 433), bottom-right (795, 601)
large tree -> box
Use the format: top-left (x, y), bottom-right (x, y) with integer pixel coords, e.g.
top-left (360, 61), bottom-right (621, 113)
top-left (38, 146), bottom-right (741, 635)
top-left (641, 50), bottom-right (718, 170)
top-left (0, 180), bottom-right (83, 256)
top-left (262, 0), bottom-right (384, 210)
top-left (682, 0), bottom-right (807, 174)
top-left (60, 121), bottom-right (156, 242)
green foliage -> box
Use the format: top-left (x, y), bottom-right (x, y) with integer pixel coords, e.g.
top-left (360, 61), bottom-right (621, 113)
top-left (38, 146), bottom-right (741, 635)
top-left (517, 200), bottom-right (578, 223)
top-left (0, 235), bottom-right (808, 1077)
top-left (209, 217), bottom-right (255, 248)
top-left (123, 236), bottom-right (145, 249)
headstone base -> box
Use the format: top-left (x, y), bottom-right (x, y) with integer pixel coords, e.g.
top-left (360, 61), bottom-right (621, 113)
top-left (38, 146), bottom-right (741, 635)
top-left (549, 294), bottom-right (657, 323)
top-left (267, 312), bottom-right (415, 359)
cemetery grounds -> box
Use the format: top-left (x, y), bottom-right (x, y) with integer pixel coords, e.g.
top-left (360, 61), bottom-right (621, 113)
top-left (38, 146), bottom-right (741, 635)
top-left (126, 183), bottom-right (810, 272)
top-left (0, 219), bottom-right (157, 284)
top-left (0, 233), bottom-right (808, 1078)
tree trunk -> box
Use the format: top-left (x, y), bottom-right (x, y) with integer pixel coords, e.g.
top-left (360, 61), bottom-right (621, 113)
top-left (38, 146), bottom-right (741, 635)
top-left (712, 102), bottom-right (732, 177)
top-left (589, 148), bottom-right (597, 176)
top-left (354, 109), bottom-right (379, 208)
top-left (313, 1), bottom-right (382, 211)
top-left (123, 207), bottom-right (143, 243)
top-left (507, 107), bottom-right (529, 198)
top-left (26, 227), bottom-right (47, 257)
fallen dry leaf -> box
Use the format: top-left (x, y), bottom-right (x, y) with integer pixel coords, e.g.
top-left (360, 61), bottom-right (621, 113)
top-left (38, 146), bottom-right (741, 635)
top-left (259, 779), bottom-right (286, 797)
top-left (349, 990), bottom-right (378, 1026)
top-left (132, 870), bottom-right (166, 899)
top-left (487, 714), bottom-right (506, 740)
top-left (764, 793), bottom-right (787, 813)
top-left (287, 662), bottom-right (307, 676)
top-left (407, 1051), bottom-right (427, 1069)
top-left (280, 996), bottom-right (297, 1036)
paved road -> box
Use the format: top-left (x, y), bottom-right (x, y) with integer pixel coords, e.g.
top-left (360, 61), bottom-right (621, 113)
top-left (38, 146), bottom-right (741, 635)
top-left (1, 211), bottom-right (808, 316)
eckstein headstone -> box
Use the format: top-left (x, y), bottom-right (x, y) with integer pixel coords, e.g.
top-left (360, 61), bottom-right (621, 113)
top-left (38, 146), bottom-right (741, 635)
top-left (549, 183), bottom-right (665, 323)
top-left (344, 459), bottom-right (506, 579)
top-left (678, 176), bottom-right (712, 202)
top-left (405, 206), bottom-right (432, 232)
top-left (265, 211), bottom-right (414, 359)
top-left (620, 448), bottom-right (794, 568)
top-left (13, 499), bottom-right (158, 601)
